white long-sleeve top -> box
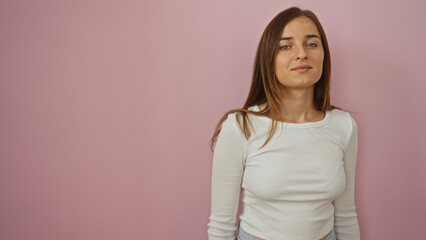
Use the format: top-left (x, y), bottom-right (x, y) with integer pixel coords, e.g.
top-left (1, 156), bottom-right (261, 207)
top-left (208, 105), bottom-right (360, 240)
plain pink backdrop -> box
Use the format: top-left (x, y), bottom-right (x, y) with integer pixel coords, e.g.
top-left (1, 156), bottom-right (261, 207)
top-left (1, 0), bottom-right (425, 239)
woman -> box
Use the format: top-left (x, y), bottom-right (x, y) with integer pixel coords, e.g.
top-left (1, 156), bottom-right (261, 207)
top-left (207, 7), bottom-right (360, 240)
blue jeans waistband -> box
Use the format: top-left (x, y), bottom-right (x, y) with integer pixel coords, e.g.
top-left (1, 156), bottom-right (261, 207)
top-left (237, 226), bottom-right (336, 240)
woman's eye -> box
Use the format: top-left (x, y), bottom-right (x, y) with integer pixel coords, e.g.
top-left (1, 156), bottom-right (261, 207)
top-left (306, 43), bottom-right (317, 47)
top-left (279, 45), bottom-right (291, 50)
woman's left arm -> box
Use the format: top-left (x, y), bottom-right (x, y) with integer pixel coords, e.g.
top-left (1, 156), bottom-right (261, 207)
top-left (332, 114), bottom-right (361, 240)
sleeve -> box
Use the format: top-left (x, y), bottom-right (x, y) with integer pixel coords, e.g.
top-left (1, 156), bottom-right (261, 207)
top-left (332, 114), bottom-right (361, 240)
top-left (207, 114), bottom-right (247, 240)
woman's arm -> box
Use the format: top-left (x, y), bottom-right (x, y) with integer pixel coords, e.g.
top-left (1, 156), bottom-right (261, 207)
top-left (207, 113), bottom-right (247, 240)
top-left (332, 114), bottom-right (361, 240)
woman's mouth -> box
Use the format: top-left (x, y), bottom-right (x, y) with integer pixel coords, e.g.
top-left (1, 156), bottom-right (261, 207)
top-left (291, 65), bottom-right (312, 72)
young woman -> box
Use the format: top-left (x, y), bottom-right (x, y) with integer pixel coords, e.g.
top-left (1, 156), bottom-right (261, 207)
top-left (207, 7), bottom-right (360, 240)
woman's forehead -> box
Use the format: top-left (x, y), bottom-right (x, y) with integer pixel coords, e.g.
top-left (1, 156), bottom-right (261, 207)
top-left (281, 16), bottom-right (320, 38)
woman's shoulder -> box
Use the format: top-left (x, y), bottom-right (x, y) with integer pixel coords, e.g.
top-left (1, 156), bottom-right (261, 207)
top-left (215, 112), bottom-right (249, 146)
top-left (221, 111), bottom-right (244, 133)
top-left (220, 106), bottom-right (266, 140)
top-left (328, 108), bottom-right (357, 136)
top-left (330, 108), bottom-right (355, 121)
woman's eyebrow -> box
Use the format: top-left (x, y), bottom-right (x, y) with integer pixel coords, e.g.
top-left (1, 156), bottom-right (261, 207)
top-left (305, 34), bottom-right (320, 39)
top-left (280, 34), bottom-right (320, 41)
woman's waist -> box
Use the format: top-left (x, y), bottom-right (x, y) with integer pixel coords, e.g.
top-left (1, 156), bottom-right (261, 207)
top-left (239, 220), bottom-right (334, 240)
top-left (245, 230), bottom-right (331, 240)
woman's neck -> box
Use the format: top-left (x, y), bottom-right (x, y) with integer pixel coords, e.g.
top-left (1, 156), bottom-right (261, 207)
top-left (261, 87), bottom-right (324, 123)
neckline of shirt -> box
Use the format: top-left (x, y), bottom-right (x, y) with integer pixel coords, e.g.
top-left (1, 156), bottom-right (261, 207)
top-left (248, 105), bottom-right (333, 129)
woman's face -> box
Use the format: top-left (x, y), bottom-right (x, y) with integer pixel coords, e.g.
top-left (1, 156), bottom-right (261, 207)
top-left (274, 16), bottom-right (324, 91)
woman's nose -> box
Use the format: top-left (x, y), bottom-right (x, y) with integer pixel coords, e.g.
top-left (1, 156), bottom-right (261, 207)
top-left (295, 46), bottom-right (307, 60)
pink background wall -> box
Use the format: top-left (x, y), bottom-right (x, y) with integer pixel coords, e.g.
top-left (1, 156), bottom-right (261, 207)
top-left (1, 0), bottom-right (425, 239)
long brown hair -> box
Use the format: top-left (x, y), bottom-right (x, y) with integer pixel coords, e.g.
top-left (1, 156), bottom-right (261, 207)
top-left (210, 7), bottom-right (339, 151)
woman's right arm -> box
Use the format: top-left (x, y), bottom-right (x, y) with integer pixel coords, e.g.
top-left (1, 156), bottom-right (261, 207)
top-left (207, 113), bottom-right (247, 240)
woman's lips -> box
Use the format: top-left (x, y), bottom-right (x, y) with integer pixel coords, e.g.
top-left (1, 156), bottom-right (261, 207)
top-left (291, 66), bottom-right (311, 72)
